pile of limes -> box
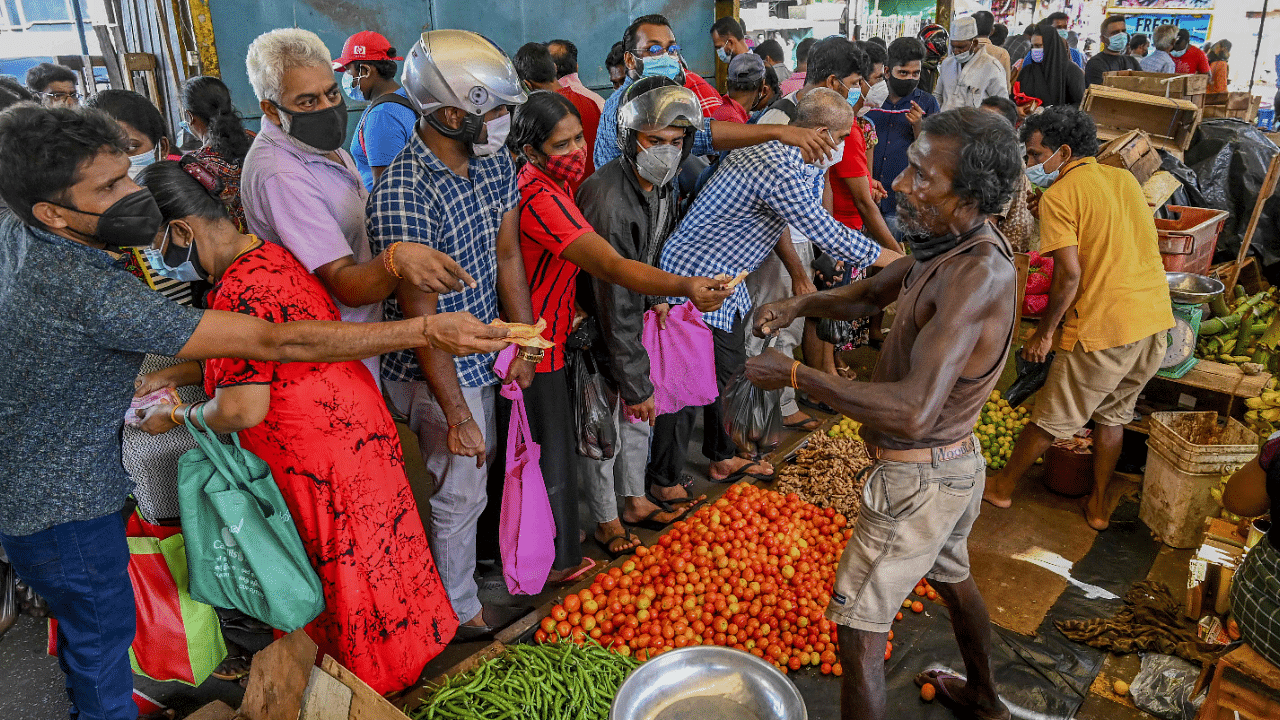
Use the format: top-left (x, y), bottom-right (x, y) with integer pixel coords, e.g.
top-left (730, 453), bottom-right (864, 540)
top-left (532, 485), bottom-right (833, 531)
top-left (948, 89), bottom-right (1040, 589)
top-left (829, 417), bottom-right (862, 439)
top-left (975, 390), bottom-right (1030, 470)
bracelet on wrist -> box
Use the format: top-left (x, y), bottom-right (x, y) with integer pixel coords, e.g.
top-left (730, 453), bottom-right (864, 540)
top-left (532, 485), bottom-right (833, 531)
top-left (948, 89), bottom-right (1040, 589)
top-left (383, 242), bottom-right (403, 279)
top-left (169, 404), bottom-right (186, 425)
top-left (790, 361), bottom-right (801, 390)
top-left (449, 416), bottom-right (474, 431)
top-left (517, 350), bottom-right (544, 363)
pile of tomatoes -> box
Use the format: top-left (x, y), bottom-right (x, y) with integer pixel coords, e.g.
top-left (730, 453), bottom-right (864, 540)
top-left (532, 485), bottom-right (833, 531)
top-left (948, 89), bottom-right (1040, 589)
top-left (534, 483), bottom-right (854, 674)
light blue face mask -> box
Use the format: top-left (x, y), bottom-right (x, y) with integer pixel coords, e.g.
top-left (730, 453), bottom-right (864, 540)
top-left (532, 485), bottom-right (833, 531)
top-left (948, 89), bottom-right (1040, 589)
top-left (1025, 147), bottom-right (1065, 189)
top-left (128, 150), bottom-right (157, 180)
top-left (143, 224), bottom-right (205, 283)
top-left (846, 86), bottom-right (862, 109)
top-left (1030, 48), bottom-right (1045, 63)
top-left (716, 46), bottom-right (732, 64)
top-left (1107, 31), bottom-right (1129, 53)
top-left (341, 69), bottom-right (367, 103)
top-left (1057, 28), bottom-right (1069, 40)
top-left (639, 54), bottom-right (683, 80)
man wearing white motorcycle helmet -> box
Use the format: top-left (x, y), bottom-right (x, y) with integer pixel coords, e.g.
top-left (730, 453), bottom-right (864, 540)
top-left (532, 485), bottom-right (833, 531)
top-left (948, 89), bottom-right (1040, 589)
top-left (367, 29), bottom-right (538, 640)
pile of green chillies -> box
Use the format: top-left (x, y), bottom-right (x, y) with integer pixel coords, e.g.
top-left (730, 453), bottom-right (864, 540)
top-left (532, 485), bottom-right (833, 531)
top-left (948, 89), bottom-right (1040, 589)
top-left (409, 639), bottom-right (641, 720)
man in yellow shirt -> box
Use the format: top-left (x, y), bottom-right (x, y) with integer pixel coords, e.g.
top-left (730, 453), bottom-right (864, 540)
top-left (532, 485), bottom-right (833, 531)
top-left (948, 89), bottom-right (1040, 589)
top-left (984, 105), bottom-right (1173, 530)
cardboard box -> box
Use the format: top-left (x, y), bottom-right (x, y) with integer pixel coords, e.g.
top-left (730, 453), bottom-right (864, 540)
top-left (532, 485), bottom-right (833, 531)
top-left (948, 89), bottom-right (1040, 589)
top-left (1186, 535), bottom-right (1244, 620)
top-left (1102, 71), bottom-right (1207, 106)
top-left (1084, 85), bottom-right (1202, 154)
top-left (1097, 129), bottom-right (1163, 185)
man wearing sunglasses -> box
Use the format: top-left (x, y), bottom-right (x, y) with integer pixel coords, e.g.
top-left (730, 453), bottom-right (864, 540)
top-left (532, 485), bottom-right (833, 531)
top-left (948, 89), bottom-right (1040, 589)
top-left (594, 14), bottom-right (839, 169)
top-left (25, 62), bottom-right (81, 108)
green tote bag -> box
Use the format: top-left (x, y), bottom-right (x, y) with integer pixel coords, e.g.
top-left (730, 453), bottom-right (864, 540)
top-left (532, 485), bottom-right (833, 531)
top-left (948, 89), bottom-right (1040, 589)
top-left (177, 406), bottom-right (324, 632)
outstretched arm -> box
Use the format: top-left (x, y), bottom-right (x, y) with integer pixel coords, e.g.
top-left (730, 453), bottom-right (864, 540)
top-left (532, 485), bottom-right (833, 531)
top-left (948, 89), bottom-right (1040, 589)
top-left (754, 255), bottom-right (912, 336)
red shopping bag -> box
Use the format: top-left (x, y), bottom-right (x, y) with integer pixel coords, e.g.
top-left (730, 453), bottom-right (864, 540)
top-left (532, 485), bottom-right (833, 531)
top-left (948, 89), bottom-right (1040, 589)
top-left (494, 346), bottom-right (557, 596)
top-left (642, 301), bottom-right (720, 416)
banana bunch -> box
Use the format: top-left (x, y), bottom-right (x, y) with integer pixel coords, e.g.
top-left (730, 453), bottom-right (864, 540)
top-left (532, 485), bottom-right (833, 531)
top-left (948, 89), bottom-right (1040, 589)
top-left (1243, 378), bottom-right (1280, 440)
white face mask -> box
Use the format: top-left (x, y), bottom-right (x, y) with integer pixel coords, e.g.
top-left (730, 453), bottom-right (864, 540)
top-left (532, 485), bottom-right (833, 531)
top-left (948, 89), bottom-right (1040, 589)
top-left (472, 113), bottom-right (511, 157)
top-left (127, 148), bottom-right (157, 180)
top-left (816, 140), bottom-right (846, 171)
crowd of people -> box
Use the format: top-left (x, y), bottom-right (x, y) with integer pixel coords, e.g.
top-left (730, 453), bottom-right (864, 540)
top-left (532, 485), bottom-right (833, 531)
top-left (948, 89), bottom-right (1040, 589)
top-left (0, 9), bottom-right (1261, 720)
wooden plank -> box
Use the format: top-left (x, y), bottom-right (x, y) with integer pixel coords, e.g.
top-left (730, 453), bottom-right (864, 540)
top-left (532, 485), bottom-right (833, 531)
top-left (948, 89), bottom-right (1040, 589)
top-left (300, 666), bottom-right (354, 720)
top-left (1228, 152), bottom-right (1280, 290)
top-left (319, 655), bottom-right (411, 720)
top-left (185, 701), bottom-right (238, 720)
top-left (1142, 171), bottom-right (1182, 212)
top-left (238, 630), bottom-right (318, 720)
top-left (1163, 360), bottom-right (1271, 398)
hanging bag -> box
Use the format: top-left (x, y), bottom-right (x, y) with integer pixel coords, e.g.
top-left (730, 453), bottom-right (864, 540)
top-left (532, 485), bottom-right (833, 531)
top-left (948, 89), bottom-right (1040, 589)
top-left (722, 336), bottom-right (785, 459)
top-left (641, 301), bottom-right (720, 416)
top-left (178, 406), bottom-right (324, 632)
top-left (494, 347), bottom-right (558, 596)
top-left (565, 319), bottom-right (618, 459)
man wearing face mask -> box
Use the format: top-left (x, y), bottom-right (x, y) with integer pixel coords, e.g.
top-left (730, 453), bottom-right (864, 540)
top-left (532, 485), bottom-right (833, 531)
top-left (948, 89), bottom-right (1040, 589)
top-left (1139, 24), bottom-right (1178, 74)
top-left (594, 14), bottom-right (837, 169)
top-left (333, 30), bottom-right (415, 191)
top-left (712, 53), bottom-right (770, 124)
top-left (241, 28), bottom-right (474, 382)
top-left (934, 16), bottom-right (1007, 112)
top-left (1084, 15), bottom-right (1141, 87)
top-left (984, 106), bottom-right (1172, 531)
top-left (85, 89), bottom-right (172, 179)
top-left (658, 89), bottom-right (901, 487)
top-left (867, 38), bottom-right (939, 242)
top-left (366, 30), bottom-right (540, 639)
top-left (710, 16), bottom-right (750, 66)
top-left (0, 104), bottom-right (511, 720)
top-left (1170, 28), bottom-right (1212, 76)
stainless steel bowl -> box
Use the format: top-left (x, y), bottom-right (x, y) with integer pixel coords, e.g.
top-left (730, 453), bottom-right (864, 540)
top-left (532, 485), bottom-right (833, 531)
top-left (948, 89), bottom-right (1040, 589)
top-left (1166, 272), bottom-right (1225, 305)
top-left (610, 646), bottom-right (807, 720)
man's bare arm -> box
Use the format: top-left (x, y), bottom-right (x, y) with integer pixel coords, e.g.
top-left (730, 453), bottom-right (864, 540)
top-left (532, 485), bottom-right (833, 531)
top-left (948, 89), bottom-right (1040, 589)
top-left (754, 256), bottom-right (912, 335)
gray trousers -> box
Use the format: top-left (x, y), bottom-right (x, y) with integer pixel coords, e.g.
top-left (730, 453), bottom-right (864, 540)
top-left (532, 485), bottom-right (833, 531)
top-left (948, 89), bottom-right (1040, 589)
top-left (744, 240), bottom-right (814, 417)
top-left (387, 380), bottom-right (497, 624)
top-left (578, 395), bottom-right (651, 524)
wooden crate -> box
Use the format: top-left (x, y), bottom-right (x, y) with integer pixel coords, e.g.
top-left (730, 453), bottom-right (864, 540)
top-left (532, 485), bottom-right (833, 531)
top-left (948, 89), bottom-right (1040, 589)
top-left (1102, 70), bottom-right (1207, 106)
top-left (1205, 92), bottom-right (1255, 111)
top-left (1202, 96), bottom-right (1262, 123)
top-left (1195, 644), bottom-right (1280, 720)
top-left (1098, 128), bottom-right (1163, 185)
top-left (1084, 85), bottom-right (1202, 154)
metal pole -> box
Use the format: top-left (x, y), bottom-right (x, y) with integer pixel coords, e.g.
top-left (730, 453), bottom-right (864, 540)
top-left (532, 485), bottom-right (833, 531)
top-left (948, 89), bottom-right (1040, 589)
top-left (70, 0), bottom-right (90, 56)
top-left (1252, 0), bottom-right (1270, 90)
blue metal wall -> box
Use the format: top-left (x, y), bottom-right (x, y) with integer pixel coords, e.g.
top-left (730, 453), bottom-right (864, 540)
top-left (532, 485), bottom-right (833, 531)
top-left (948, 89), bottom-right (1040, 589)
top-left (207, 0), bottom-right (715, 126)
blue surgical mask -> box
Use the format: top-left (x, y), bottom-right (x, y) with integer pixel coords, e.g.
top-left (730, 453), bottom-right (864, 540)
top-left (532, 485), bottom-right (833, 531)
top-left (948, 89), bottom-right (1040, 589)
top-left (1025, 147), bottom-right (1064, 189)
top-left (179, 119), bottom-right (193, 136)
top-left (1107, 31), bottom-right (1129, 53)
top-left (128, 149), bottom-right (157, 180)
top-left (143, 224), bottom-right (206, 283)
top-left (717, 46), bottom-right (732, 64)
top-left (1170, 48), bottom-right (1187, 58)
top-left (640, 54), bottom-right (683, 81)
top-left (341, 69), bottom-right (366, 103)
top-left (1057, 28), bottom-right (1069, 40)
top-left (1030, 48), bottom-right (1045, 63)
top-left (846, 86), bottom-right (862, 109)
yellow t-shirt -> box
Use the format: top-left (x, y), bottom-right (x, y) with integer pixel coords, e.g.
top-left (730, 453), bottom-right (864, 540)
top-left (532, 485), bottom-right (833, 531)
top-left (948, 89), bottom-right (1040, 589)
top-left (1038, 157), bottom-right (1174, 353)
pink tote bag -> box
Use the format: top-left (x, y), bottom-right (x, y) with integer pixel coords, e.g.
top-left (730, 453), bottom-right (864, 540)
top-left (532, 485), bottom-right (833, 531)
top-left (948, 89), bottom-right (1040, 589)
top-left (494, 347), bottom-right (557, 596)
top-left (641, 301), bottom-right (720, 417)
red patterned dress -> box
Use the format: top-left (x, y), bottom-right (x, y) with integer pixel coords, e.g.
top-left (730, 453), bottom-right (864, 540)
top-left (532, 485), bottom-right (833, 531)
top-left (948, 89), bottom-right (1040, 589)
top-left (203, 241), bottom-right (457, 693)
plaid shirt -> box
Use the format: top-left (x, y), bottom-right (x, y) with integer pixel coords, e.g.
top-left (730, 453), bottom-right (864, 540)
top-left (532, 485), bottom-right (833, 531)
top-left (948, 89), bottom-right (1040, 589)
top-left (660, 142), bottom-right (882, 332)
top-left (594, 75), bottom-right (716, 168)
top-left (367, 132), bottom-right (518, 387)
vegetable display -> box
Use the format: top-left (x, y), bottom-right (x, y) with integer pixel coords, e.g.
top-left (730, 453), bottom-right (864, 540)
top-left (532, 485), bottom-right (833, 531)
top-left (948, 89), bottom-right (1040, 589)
top-left (776, 431), bottom-right (872, 521)
top-left (410, 640), bottom-right (639, 720)
top-left (1242, 376), bottom-right (1280, 440)
top-left (1197, 286), bottom-right (1280, 370)
top-left (975, 391), bottom-right (1031, 470)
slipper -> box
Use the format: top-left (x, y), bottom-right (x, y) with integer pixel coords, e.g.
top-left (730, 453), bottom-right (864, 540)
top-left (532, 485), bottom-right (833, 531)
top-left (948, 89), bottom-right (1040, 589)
top-left (595, 530), bottom-right (641, 559)
top-left (797, 396), bottom-right (837, 415)
top-left (626, 497), bottom-right (707, 532)
top-left (549, 557), bottom-right (598, 586)
top-left (915, 670), bottom-right (1010, 720)
top-left (453, 623), bottom-right (498, 643)
top-left (210, 654), bottom-right (251, 682)
top-left (645, 489), bottom-right (691, 511)
top-left (783, 417), bottom-right (823, 431)
top-left (709, 462), bottom-right (774, 484)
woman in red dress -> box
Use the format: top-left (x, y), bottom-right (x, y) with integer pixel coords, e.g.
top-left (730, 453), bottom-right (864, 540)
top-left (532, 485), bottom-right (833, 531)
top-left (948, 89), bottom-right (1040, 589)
top-left (135, 161), bottom-right (457, 694)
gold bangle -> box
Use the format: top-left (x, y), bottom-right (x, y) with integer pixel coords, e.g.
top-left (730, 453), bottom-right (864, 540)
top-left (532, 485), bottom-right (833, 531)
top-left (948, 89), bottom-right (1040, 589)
top-left (169, 404), bottom-right (186, 425)
top-left (384, 242), bottom-right (403, 279)
top-left (518, 350), bottom-right (544, 363)
top-left (790, 361), bottom-right (801, 390)
top-left (449, 416), bottom-right (474, 431)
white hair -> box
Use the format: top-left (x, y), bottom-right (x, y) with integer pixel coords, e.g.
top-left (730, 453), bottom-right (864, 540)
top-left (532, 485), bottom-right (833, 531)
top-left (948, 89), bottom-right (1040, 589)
top-left (1152, 24), bottom-right (1178, 52)
top-left (245, 28), bottom-right (333, 103)
top-left (796, 87), bottom-right (854, 132)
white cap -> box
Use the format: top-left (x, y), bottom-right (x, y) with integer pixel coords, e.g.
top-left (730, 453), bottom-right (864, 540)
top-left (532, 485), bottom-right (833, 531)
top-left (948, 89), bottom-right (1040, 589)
top-left (950, 16), bottom-right (978, 42)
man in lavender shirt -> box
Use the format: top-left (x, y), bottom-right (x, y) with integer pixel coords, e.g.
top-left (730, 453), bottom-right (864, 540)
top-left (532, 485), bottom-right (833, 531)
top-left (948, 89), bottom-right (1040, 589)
top-left (240, 28), bottom-right (473, 378)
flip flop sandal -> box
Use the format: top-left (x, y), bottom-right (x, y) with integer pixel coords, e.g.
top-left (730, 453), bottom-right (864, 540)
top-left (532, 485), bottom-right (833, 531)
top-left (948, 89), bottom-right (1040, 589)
top-left (595, 530), bottom-right (641, 560)
top-left (797, 396), bottom-right (837, 415)
top-left (915, 670), bottom-right (1010, 720)
top-left (210, 654), bottom-right (252, 682)
top-left (783, 417), bottom-right (823, 431)
top-left (626, 497), bottom-right (707, 532)
top-left (549, 557), bottom-right (598, 586)
top-left (645, 489), bottom-right (691, 512)
top-left (709, 462), bottom-right (774, 484)
top-left (677, 474), bottom-right (695, 491)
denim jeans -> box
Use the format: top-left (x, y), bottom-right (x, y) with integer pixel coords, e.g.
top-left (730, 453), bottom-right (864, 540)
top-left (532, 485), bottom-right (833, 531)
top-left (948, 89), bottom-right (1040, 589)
top-left (0, 510), bottom-right (136, 720)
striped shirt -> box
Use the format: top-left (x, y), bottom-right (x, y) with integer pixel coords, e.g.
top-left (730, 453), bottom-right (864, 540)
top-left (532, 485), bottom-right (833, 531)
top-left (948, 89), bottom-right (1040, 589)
top-left (517, 163), bottom-right (593, 372)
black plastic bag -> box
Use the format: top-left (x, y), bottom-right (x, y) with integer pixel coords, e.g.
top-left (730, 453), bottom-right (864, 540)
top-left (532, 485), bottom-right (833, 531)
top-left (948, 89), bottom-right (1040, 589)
top-left (1004, 351), bottom-right (1055, 407)
top-left (565, 319), bottom-right (617, 461)
top-left (722, 372), bottom-right (784, 459)
top-left (816, 317), bottom-right (855, 346)
top-left (1180, 121), bottom-right (1280, 270)
top-left (0, 562), bottom-right (16, 641)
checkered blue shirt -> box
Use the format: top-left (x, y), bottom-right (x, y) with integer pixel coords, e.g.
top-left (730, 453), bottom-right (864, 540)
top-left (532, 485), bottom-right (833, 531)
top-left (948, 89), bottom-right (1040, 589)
top-left (595, 76), bottom-right (716, 168)
top-left (367, 132), bottom-right (518, 387)
top-left (660, 142), bottom-right (882, 332)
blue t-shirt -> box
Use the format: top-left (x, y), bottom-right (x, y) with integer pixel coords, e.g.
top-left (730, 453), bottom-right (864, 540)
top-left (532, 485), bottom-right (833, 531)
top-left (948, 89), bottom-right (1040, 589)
top-left (351, 87), bottom-right (417, 192)
top-left (868, 88), bottom-right (940, 218)
top-left (0, 212), bottom-right (203, 536)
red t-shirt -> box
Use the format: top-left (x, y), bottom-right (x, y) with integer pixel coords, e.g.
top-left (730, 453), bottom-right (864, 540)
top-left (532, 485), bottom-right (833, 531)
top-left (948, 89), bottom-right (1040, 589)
top-left (1173, 46), bottom-right (1212, 75)
top-left (683, 72), bottom-right (724, 116)
top-left (555, 86), bottom-right (600, 194)
top-left (517, 163), bottom-right (594, 372)
top-left (711, 95), bottom-right (749, 124)
top-left (829, 122), bottom-right (870, 229)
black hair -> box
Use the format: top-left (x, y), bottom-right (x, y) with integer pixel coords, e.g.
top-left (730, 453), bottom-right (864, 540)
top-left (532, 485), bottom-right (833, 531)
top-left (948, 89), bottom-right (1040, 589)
top-left (921, 108), bottom-right (1021, 214)
top-left (763, 64), bottom-right (780, 101)
top-left (869, 37), bottom-right (887, 50)
top-left (514, 42), bottom-right (558, 86)
top-left (547, 39), bottom-right (578, 78)
top-left (606, 41), bottom-right (626, 70)
top-left (860, 40), bottom-right (887, 72)
top-left (1023, 25), bottom-right (1036, 37)
top-left (980, 95), bottom-right (1018, 127)
top-left (0, 104), bottom-right (129, 225)
top-left (1102, 15), bottom-right (1127, 34)
top-left (136, 159), bottom-right (228, 223)
top-left (351, 57), bottom-right (398, 81)
top-left (25, 62), bottom-right (77, 93)
top-left (795, 37), bottom-right (818, 68)
top-left (807, 37), bottom-right (867, 87)
top-left (181, 76), bottom-right (250, 164)
top-left (624, 14), bottom-right (672, 53)
top-left (509, 90), bottom-right (579, 161)
top-left (0, 77), bottom-right (33, 113)
top-left (754, 39), bottom-right (785, 64)
top-left (973, 11), bottom-right (995, 37)
top-left (990, 24), bottom-right (1009, 46)
top-left (1019, 104), bottom-right (1098, 159)
top-left (1128, 33), bottom-right (1149, 51)
top-left (711, 17), bottom-right (744, 41)
top-left (1175, 28), bottom-right (1191, 48)
top-left (1046, 12), bottom-right (1069, 24)
top-left (85, 89), bottom-right (167, 147)
top-left (886, 37), bottom-right (926, 71)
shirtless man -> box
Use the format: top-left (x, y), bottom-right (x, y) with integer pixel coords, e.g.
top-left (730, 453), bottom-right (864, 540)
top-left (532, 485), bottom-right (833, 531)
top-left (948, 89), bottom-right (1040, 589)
top-left (745, 107), bottom-right (1022, 720)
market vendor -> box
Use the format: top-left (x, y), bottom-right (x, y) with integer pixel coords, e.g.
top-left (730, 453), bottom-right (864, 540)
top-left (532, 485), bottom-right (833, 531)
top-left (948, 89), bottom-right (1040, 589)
top-left (1222, 439), bottom-right (1280, 669)
top-left (983, 105), bottom-right (1173, 531)
top-left (745, 106), bottom-right (1021, 720)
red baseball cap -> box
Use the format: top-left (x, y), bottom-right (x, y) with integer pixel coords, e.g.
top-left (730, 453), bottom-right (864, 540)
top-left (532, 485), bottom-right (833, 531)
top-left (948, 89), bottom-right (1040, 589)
top-left (333, 31), bottom-right (403, 71)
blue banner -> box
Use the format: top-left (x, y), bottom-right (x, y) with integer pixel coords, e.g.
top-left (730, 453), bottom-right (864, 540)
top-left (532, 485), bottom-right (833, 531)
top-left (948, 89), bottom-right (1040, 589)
top-left (1121, 13), bottom-right (1212, 46)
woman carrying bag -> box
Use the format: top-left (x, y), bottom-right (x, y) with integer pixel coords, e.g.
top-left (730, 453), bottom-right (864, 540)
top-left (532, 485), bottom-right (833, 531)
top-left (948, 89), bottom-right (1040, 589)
top-left (133, 161), bottom-right (457, 695)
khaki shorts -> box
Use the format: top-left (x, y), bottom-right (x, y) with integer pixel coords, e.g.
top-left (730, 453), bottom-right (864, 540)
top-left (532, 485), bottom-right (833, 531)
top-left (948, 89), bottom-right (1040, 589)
top-left (825, 448), bottom-right (985, 633)
top-left (1032, 331), bottom-right (1168, 439)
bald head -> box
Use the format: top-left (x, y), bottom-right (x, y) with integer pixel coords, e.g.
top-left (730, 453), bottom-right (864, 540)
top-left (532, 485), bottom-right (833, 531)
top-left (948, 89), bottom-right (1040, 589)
top-left (796, 87), bottom-right (853, 131)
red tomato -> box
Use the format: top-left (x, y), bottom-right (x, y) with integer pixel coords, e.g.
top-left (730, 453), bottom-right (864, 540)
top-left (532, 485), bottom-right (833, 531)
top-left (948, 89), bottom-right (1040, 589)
top-left (551, 604), bottom-right (568, 622)
top-left (556, 621), bottom-right (572, 638)
top-left (563, 595), bottom-right (581, 613)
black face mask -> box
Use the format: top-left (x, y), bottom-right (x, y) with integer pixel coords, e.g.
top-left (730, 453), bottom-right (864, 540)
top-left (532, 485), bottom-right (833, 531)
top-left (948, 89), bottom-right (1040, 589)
top-left (48, 189), bottom-right (164, 249)
top-left (272, 98), bottom-right (347, 152)
top-left (887, 76), bottom-right (919, 99)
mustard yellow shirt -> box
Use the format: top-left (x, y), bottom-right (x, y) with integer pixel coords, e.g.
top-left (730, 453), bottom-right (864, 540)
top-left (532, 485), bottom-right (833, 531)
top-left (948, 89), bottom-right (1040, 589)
top-left (1038, 157), bottom-right (1174, 353)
